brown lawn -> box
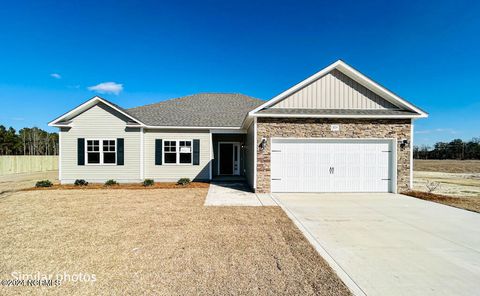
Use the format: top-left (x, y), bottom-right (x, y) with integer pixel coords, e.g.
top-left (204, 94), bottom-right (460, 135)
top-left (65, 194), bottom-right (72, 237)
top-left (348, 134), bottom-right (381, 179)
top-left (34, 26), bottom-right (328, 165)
top-left (0, 188), bottom-right (350, 296)
top-left (414, 159), bottom-right (480, 173)
top-left (403, 190), bottom-right (480, 213)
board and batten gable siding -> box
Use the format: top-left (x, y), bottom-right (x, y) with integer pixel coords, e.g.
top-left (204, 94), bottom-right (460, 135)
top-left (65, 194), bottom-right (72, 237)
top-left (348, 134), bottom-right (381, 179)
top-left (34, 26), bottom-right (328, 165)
top-left (60, 103), bottom-right (141, 183)
top-left (271, 69), bottom-right (399, 110)
top-left (144, 129), bottom-right (211, 181)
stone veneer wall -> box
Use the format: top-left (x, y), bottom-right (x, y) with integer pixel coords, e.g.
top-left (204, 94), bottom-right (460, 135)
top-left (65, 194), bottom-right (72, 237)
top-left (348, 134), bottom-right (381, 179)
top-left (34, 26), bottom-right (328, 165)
top-left (256, 118), bottom-right (411, 193)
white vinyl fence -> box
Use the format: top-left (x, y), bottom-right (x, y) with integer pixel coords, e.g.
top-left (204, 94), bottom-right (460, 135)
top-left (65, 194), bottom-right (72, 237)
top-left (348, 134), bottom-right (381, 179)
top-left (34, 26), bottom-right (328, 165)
top-left (0, 156), bottom-right (58, 175)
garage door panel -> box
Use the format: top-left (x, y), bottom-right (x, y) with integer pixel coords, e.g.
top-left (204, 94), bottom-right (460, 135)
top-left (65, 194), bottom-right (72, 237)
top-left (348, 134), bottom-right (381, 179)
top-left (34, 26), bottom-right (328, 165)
top-left (271, 139), bottom-right (393, 193)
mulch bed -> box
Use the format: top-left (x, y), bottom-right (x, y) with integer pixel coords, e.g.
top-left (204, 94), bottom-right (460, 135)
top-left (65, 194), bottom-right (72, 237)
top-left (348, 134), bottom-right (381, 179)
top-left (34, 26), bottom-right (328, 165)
top-left (24, 182), bottom-right (210, 191)
top-left (403, 190), bottom-right (480, 213)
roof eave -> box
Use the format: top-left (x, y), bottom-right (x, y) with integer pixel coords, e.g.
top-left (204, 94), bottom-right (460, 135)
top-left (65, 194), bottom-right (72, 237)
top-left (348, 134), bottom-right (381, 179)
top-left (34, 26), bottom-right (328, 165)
top-left (251, 113), bottom-right (427, 119)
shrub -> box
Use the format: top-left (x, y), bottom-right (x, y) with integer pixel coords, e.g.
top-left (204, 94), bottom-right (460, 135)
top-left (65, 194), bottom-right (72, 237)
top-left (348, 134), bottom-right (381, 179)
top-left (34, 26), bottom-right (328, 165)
top-left (143, 179), bottom-right (154, 187)
top-left (425, 180), bottom-right (440, 193)
top-left (74, 179), bottom-right (89, 186)
top-left (35, 180), bottom-right (53, 188)
top-left (177, 178), bottom-right (191, 186)
top-left (105, 179), bottom-right (118, 186)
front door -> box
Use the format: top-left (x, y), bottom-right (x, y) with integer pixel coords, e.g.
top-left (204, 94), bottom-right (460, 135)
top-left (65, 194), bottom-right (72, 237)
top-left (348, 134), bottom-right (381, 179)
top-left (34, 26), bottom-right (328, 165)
top-left (219, 142), bottom-right (240, 175)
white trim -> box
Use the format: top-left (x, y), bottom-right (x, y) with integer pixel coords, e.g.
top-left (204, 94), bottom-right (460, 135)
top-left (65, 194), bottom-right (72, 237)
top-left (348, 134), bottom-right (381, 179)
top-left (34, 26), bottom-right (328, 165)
top-left (85, 138), bottom-right (117, 166)
top-left (58, 130), bottom-right (62, 182)
top-left (270, 137), bottom-right (397, 193)
top-left (270, 137), bottom-right (397, 141)
top-left (249, 60), bottom-right (428, 118)
top-left (251, 113), bottom-right (424, 119)
top-left (410, 119), bottom-right (414, 190)
top-left (392, 138), bottom-right (398, 194)
top-left (144, 126), bottom-right (243, 130)
top-left (49, 96), bottom-right (146, 127)
top-left (253, 117), bottom-right (257, 190)
top-left (140, 127), bottom-right (144, 180)
top-left (162, 139), bottom-right (193, 165)
top-left (210, 129), bottom-right (247, 134)
top-left (217, 142), bottom-right (241, 175)
top-left (209, 132), bottom-right (213, 180)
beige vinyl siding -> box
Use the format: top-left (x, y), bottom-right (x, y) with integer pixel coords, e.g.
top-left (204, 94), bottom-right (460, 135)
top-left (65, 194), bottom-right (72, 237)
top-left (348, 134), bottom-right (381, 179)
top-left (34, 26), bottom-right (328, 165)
top-left (60, 103), bottom-right (141, 183)
top-left (144, 129), bottom-right (211, 181)
top-left (272, 69), bottom-right (399, 110)
top-left (245, 121), bottom-right (255, 188)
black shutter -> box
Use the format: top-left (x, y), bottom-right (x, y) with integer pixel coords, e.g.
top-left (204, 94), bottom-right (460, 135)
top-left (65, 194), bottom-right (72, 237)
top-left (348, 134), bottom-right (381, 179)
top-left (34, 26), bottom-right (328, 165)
top-left (117, 138), bottom-right (124, 165)
top-left (77, 138), bottom-right (85, 165)
top-left (155, 139), bottom-right (162, 165)
top-left (193, 139), bottom-right (200, 165)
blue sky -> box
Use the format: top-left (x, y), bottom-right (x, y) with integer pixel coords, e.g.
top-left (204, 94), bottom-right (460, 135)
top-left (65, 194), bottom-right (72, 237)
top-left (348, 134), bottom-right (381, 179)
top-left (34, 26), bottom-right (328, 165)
top-left (0, 0), bottom-right (478, 146)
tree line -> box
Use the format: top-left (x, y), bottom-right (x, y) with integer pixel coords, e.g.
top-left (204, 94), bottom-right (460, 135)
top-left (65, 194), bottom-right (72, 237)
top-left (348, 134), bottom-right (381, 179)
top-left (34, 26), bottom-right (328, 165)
top-left (414, 138), bottom-right (480, 160)
top-left (0, 125), bottom-right (59, 155)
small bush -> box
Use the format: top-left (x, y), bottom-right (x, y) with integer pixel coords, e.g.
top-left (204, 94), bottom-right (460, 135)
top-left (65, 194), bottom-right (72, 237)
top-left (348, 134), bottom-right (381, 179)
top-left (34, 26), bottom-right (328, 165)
top-left (143, 179), bottom-right (154, 187)
top-left (35, 180), bottom-right (53, 188)
top-left (177, 178), bottom-right (191, 186)
top-left (105, 179), bottom-right (118, 186)
top-left (74, 179), bottom-right (89, 186)
top-left (425, 180), bottom-right (440, 193)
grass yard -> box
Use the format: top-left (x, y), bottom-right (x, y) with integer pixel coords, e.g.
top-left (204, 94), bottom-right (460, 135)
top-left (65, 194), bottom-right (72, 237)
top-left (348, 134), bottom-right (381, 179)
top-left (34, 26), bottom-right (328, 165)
top-left (414, 159), bottom-right (480, 173)
top-left (0, 188), bottom-right (350, 296)
top-left (0, 170), bottom-right (58, 194)
top-left (412, 159), bottom-right (480, 212)
top-left (404, 190), bottom-right (480, 213)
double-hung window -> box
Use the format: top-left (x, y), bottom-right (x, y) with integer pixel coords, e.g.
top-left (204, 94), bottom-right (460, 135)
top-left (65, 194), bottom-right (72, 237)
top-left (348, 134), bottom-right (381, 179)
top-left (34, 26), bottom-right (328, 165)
top-left (86, 139), bottom-right (116, 165)
top-left (164, 141), bottom-right (177, 164)
top-left (164, 140), bottom-right (192, 164)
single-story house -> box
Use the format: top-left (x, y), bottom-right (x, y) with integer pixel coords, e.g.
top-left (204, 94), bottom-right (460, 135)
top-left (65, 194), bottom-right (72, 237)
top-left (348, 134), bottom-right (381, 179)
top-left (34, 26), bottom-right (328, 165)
top-left (49, 60), bottom-right (427, 193)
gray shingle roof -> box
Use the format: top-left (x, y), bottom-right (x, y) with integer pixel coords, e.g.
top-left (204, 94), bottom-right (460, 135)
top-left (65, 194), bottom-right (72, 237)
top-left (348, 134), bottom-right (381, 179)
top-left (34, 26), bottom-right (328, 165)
top-left (256, 108), bottom-right (420, 116)
top-left (127, 93), bottom-right (264, 127)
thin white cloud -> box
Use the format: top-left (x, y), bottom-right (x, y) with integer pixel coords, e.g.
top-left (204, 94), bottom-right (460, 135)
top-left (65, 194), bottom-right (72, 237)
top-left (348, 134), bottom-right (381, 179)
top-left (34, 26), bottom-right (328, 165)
top-left (50, 73), bottom-right (61, 79)
top-left (88, 82), bottom-right (123, 95)
top-left (415, 128), bottom-right (459, 135)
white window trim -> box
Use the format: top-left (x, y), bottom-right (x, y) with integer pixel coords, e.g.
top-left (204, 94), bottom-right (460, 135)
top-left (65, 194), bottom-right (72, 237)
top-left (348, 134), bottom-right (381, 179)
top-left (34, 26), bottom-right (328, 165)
top-left (162, 139), bottom-right (193, 166)
top-left (85, 138), bottom-right (117, 166)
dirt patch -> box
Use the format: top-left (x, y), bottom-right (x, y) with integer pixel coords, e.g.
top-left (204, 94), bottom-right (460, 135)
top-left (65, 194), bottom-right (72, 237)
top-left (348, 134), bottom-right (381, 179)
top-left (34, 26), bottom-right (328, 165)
top-left (23, 182), bottom-right (210, 191)
top-left (414, 159), bottom-right (480, 173)
top-left (403, 190), bottom-right (480, 213)
top-left (0, 189), bottom-right (350, 295)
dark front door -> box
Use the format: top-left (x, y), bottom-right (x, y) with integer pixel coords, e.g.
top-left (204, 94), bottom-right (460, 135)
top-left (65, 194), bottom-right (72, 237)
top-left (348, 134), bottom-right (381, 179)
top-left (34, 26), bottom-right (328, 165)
top-left (219, 143), bottom-right (234, 175)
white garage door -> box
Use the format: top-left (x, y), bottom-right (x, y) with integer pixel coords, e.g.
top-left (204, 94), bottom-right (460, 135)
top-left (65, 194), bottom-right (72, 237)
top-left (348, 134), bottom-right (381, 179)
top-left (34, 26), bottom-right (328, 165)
top-left (271, 139), bottom-right (394, 193)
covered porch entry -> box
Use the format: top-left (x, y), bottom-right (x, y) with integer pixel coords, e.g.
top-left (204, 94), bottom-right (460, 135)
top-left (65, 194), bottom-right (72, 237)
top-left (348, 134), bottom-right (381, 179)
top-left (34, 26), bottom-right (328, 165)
top-left (212, 133), bottom-right (246, 181)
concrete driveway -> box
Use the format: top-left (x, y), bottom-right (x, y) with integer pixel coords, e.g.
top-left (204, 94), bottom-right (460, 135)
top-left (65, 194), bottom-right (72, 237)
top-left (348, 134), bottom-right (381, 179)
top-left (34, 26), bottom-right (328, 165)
top-left (273, 193), bottom-right (480, 296)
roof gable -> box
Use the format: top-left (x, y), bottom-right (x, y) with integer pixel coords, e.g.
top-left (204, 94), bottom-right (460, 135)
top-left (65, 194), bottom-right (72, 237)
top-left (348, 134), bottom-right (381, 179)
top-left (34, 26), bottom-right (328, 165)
top-left (271, 69), bottom-right (399, 110)
top-left (250, 60), bottom-right (428, 118)
top-left (48, 96), bottom-right (144, 127)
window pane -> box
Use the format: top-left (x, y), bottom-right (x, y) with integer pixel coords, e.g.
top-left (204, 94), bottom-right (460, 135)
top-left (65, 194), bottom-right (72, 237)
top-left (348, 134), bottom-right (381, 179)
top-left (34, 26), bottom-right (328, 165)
top-left (104, 152), bottom-right (116, 164)
top-left (180, 153), bottom-right (192, 164)
top-left (103, 140), bottom-right (108, 146)
top-left (165, 153), bottom-right (176, 163)
top-left (88, 152), bottom-right (100, 164)
top-left (110, 140), bottom-right (115, 146)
